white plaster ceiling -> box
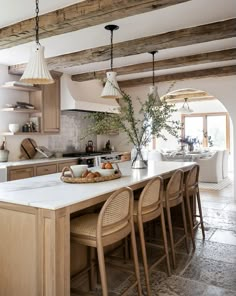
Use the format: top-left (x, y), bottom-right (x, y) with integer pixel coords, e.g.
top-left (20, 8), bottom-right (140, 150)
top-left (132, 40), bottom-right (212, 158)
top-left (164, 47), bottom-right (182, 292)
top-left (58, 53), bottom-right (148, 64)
top-left (0, 0), bottom-right (236, 80)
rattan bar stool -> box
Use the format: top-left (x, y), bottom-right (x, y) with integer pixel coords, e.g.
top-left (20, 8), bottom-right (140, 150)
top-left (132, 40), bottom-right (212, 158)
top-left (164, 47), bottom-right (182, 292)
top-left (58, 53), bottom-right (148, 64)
top-left (133, 176), bottom-right (171, 296)
top-left (184, 164), bottom-right (205, 250)
top-left (163, 169), bottom-right (189, 269)
top-left (70, 187), bottom-right (142, 296)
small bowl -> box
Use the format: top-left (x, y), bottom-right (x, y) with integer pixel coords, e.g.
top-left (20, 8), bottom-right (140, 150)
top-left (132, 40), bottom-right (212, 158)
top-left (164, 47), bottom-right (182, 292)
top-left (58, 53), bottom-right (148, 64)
top-left (9, 123), bottom-right (20, 133)
top-left (97, 168), bottom-right (115, 176)
top-left (70, 164), bottom-right (88, 177)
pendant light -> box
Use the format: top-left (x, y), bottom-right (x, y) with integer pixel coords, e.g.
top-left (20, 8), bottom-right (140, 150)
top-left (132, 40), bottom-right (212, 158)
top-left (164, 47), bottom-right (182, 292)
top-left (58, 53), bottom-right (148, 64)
top-left (101, 24), bottom-right (121, 99)
top-left (20, 0), bottom-right (54, 85)
top-left (148, 51), bottom-right (162, 106)
top-left (178, 98), bottom-right (194, 114)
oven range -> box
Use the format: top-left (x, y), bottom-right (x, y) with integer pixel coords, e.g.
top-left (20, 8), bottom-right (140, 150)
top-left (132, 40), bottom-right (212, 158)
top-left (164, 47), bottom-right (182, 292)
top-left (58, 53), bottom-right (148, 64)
top-left (63, 151), bottom-right (112, 167)
top-left (63, 151), bottom-right (122, 167)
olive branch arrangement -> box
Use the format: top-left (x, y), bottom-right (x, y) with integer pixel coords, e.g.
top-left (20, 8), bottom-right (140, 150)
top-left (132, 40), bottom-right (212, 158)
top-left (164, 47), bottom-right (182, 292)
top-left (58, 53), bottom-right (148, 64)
top-left (83, 89), bottom-right (181, 148)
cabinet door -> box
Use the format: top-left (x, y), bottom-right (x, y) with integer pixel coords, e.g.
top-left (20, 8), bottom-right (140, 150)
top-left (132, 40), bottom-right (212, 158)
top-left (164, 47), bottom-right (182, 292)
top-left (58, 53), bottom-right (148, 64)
top-left (57, 160), bottom-right (78, 172)
top-left (42, 75), bottom-right (60, 133)
top-left (8, 167), bottom-right (34, 181)
top-left (36, 164), bottom-right (57, 176)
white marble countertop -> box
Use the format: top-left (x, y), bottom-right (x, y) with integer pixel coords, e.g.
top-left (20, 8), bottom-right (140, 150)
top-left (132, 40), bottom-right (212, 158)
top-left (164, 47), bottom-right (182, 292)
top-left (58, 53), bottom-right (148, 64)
top-left (0, 157), bottom-right (79, 168)
top-left (0, 161), bottom-right (193, 211)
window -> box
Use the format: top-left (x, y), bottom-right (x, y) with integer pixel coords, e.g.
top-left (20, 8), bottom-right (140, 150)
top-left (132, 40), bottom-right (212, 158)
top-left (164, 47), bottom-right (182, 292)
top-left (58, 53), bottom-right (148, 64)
top-left (182, 112), bottom-right (230, 150)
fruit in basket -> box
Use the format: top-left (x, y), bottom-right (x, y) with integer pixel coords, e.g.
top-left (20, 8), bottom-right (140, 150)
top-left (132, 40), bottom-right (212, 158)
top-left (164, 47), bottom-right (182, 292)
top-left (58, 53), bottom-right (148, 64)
top-left (86, 172), bottom-right (96, 179)
top-left (105, 162), bottom-right (113, 169)
top-left (81, 169), bottom-right (89, 178)
top-left (94, 172), bottom-right (101, 177)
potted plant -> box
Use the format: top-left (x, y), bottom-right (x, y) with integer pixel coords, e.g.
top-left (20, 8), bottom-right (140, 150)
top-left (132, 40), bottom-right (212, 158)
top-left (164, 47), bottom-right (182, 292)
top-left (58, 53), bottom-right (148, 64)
top-left (85, 90), bottom-right (181, 168)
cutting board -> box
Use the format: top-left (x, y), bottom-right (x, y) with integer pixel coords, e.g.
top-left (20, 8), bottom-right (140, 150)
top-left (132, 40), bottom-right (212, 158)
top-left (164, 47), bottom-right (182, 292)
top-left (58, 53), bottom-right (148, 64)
top-left (20, 138), bottom-right (37, 159)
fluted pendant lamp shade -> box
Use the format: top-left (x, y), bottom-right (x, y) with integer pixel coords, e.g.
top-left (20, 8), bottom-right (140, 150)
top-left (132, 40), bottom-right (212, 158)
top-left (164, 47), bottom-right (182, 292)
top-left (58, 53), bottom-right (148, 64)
top-left (148, 51), bottom-right (162, 106)
top-left (20, 0), bottom-right (54, 85)
top-left (20, 45), bottom-right (54, 84)
top-left (101, 24), bottom-right (121, 99)
top-left (101, 72), bottom-right (121, 99)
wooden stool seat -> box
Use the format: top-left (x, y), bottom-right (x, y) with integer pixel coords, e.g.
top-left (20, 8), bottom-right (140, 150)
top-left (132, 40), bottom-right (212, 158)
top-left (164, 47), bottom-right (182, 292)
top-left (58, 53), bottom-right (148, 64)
top-left (163, 169), bottom-right (189, 269)
top-left (71, 187), bottom-right (142, 296)
top-left (184, 164), bottom-right (205, 250)
top-left (133, 176), bottom-right (171, 296)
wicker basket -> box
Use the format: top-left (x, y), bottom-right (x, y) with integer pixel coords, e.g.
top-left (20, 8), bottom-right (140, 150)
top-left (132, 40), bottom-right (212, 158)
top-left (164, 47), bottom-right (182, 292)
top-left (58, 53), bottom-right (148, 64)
top-left (60, 163), bottom-right (122, 183)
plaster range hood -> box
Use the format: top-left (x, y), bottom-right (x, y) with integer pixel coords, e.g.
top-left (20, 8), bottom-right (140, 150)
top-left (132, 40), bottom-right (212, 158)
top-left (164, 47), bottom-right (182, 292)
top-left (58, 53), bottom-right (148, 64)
top-left (61, 74), bottom-right (120, 113)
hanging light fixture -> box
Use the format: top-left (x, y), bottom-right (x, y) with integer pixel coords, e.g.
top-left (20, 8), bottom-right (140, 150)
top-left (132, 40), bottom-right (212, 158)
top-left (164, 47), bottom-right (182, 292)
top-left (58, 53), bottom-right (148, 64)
top-left (20, 0), bottom-right (54, 85)
top-left (148, 51), bottom-right (162, 106)
top-left (101, 24), bottom-right (121, 99)
top-left (178, 98), bottom-right (194, 114)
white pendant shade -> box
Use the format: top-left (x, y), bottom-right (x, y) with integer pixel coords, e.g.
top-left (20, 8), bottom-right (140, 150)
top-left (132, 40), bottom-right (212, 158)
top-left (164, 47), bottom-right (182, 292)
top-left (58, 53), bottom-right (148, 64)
top-left (101, 71), bottom-right (121, 99)
top-left (178, 98), bottom-right (194, 114)
top-left (149, 85), bottom-right (162, 106)
top-left (20, 44), bottom-right (54, 85)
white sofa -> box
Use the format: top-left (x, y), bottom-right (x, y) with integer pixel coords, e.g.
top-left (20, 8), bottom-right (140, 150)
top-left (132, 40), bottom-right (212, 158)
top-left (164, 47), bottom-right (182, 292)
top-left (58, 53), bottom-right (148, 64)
top-left (196, 150), bottom-right (228, 183)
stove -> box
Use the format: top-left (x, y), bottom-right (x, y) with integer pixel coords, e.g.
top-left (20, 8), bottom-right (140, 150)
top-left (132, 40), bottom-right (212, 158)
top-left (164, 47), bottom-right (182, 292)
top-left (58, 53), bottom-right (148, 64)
top-left (63, 151), bottom-right (111, 167)
top-left (63, 151), bottom-right (111, 157)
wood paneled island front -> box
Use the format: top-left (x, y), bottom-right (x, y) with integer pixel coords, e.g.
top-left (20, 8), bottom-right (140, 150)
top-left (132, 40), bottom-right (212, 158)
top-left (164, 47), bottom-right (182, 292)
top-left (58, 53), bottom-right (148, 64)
top-left (0, 161), bottom-right (194, 296)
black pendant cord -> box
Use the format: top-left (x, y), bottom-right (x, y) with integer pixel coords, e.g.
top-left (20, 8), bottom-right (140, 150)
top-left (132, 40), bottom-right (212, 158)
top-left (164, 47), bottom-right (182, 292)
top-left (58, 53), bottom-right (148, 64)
top-left (105, 24), bottom-right (119, 71)
top-left (149, 51), bottom-right (157, 86)
top-left (110, 29), bottom-right (114, 71)
top-left (152, 52), bottom-right (155, 86)
top-left (35, 0), bottom-right (40, 45)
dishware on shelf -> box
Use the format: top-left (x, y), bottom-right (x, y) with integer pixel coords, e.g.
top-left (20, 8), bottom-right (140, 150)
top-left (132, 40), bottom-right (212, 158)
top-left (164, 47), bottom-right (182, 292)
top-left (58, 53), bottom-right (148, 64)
top-left (70, 164), bottom-right (88, 177)
top-left (8, 123), bottom-right (20, 133)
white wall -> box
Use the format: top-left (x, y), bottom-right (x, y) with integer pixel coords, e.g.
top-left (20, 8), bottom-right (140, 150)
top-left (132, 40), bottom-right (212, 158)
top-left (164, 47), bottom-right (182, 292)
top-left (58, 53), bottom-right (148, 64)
top-left (121, 75), bottom-right (236, 193)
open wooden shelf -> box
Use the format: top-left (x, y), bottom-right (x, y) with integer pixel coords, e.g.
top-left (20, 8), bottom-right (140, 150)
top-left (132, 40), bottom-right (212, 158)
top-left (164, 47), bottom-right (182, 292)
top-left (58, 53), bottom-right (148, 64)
top-left (0, 132), bottom-right (41, 136)
top-left (0, 108), bottom-right (41, 113)
top-left (0, 84), bottom-right (41, 92)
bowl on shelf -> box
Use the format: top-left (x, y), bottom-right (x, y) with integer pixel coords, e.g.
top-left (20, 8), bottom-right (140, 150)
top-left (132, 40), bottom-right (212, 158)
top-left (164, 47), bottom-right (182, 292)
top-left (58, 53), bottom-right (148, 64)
top-left (8, 123), bottom-right (20, 133)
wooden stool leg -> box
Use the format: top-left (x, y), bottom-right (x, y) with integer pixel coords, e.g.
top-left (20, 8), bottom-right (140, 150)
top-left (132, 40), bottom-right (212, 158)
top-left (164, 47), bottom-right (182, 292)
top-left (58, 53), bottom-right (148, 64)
top-left (181, 201), bottom-right (189, 254)
top-left (160, 211), bottom-right (171, 276)
top-left (89, 247), bottom-right (96, 290)
top-left (185, 193), bottom-right (196, 250)
top-left (196, 190), bottom-right (205, 239)
top-left (138, 218), bottom-right (151, 296)
top-left (96, 242), bottom-right (108, 296)
top-left (130, 222), bottom-right (143, 296)
top-left (166, 206), bottom-right (176, 269)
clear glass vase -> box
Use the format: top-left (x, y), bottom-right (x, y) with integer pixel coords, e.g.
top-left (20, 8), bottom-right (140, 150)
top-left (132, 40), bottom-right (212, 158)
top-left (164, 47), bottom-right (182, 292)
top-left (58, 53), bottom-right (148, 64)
top-left (131, 146), bottom-right (148, 169)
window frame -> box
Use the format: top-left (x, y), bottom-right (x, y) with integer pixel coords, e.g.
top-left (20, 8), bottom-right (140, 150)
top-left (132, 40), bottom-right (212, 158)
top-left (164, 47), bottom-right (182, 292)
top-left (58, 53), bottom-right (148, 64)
top-left (181, 112), bottom-right (230, 151)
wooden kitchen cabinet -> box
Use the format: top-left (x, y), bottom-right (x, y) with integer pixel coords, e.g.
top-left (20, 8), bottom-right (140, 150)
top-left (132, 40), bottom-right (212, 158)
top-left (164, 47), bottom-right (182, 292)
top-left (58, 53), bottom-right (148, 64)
top-left (8, 166), bottom-right (34, 181)
top-left (57, 159), bottom-right (78, 172)
top-left (0, 72), bottom-right (61, 136)
top-left (36, 164), bottom-right (57, 176)
top-left (7, 158), bottom-right (79, 181)
top-left (41, 74), bottom-right (61, 134)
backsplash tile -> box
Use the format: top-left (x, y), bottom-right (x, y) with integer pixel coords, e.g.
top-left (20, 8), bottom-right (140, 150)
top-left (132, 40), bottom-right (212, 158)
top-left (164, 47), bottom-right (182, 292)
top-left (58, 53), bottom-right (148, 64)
top-left (48, 111), bottom-right (96, 152)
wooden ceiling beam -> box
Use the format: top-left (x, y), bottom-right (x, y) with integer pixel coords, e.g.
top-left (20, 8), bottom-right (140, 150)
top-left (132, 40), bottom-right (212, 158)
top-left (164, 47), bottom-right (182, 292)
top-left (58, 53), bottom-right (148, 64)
top-left (167, 91), bottom-right (208, 99)
top-left (9, 18), bottom-right (236, 75)
top-left (71, 48), bottom-right (236, 81)
top-left (118, 65), bottom-right (236, 88)
top-left (166, 96), bottom-right (215, 103)
top-left (0, 0), bottom-right (191, 49)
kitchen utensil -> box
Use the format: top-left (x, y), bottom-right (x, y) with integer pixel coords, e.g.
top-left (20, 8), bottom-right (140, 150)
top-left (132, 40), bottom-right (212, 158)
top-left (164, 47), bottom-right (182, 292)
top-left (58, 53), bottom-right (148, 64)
top-left (20, 138), bottom-right (37, 159)
top-left (86, 140), bottom-right (94, 153)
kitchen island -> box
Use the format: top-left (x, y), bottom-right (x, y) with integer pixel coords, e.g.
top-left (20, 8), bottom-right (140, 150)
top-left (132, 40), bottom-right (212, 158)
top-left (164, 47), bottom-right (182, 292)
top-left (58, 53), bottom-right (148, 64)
top-left (0, 161), bottom-right (194, 296)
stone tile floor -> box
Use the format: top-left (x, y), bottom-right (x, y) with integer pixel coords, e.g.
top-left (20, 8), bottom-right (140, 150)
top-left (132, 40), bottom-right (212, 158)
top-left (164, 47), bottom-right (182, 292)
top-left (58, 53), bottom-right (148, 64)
top-left (71, 183), bottom-right (236, 295)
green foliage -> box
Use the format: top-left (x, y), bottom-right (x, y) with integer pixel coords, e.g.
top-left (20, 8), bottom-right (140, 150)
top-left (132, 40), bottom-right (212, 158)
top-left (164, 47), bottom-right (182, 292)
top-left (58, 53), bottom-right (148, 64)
top-left (84, 91), bottom-right (181, 147)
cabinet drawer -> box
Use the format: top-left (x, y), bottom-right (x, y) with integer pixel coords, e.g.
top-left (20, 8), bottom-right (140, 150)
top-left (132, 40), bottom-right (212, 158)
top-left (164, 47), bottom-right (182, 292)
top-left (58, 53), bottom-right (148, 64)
top-left (58, 160), bottom-right (78, 172)
top-left (36, 164), bottom-right (57, 176)
top-left (8, 167), bottom-right (34, 181)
